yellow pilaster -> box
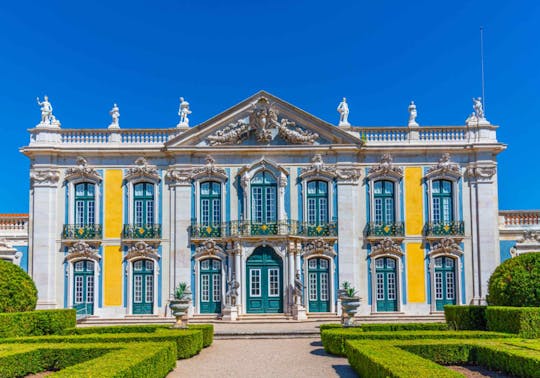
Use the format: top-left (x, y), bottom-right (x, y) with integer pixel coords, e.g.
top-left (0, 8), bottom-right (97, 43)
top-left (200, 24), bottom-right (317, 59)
top-left (406, 242), bottom-right (425, 302)
top-left (104, 245), bottom-right (123, 306)
top-left (404, 167), bottom-right (423, 236)
top-left (104, 169), bottom-right (123, 238)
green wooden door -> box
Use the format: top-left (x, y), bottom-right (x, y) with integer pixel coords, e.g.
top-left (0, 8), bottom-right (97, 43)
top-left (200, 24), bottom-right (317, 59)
top-left (435, 256), bottom-right (457, 311)
top-left (375, 257), bottom-right (398, 312)
top-left (246, 247), bottom-right (283, 313)
top-left (308, 258), bottom-right (330, 312)
top-left (200, 258), bottom-right (222, 313)
top-left (73, 260), bottom-right (94, 315)
top-left (132, 259), bottom-right (154, 314)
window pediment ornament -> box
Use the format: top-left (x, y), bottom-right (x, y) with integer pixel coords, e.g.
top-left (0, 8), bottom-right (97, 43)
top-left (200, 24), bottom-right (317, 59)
top-left (65, 157), bottom-right (101, 182)
top-left (30, 169), bottom-right (60, 187)
top-left (299, 154), bottom-right (338, 180)
top-left (125, 241), bottom-right (160, 261)
top-left (371, 237), bottom-right (403, 258)
top-left (428, 237), bottom-right (463, 257)
top-left (238, 158), bottom-right (288, 190)
top-left (367, 154), bottom-right (403, 180)
top-left (426, 153), bottom-right (461, 179)
top-left (65, 241), bottom-right (101, 262)
top-left (191, 155), bottom-right (227, 181)
top-left (302, 238), bottom-right (336, 258)
top-left (206, 97), bottom-right (319, 146)
top-left (194, 239), bottom-right (226, 260)
top-left (125, 157), bottom-right (160, 182)
top-left (465, 163), bottom-right (497, 181)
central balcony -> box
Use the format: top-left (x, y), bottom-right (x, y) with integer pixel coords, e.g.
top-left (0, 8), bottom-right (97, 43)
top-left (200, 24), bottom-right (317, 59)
top-left (122, 224), bottom-right (162, 240)
top-left (425, 221), bottom-right (465, 237)
top-left (190, 220), bottom-right (338, 239)
top-left (366, 222), bottom-right (405, 238)
top-left (62, 224), bottom-right (103, 240)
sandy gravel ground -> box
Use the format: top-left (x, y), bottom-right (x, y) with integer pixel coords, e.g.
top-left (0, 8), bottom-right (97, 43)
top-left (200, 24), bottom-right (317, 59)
top-left (169, 338), bottom-right (357, 378)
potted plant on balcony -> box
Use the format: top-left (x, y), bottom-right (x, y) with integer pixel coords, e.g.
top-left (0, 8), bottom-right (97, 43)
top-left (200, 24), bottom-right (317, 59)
top-left (338, 281), bottom-right (361, 327)
top-left (169, 282), bottom-right (192, 328)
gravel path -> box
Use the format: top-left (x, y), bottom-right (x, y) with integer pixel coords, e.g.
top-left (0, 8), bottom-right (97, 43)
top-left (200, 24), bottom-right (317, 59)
top-left (169, 338), bottom-right (357, 378)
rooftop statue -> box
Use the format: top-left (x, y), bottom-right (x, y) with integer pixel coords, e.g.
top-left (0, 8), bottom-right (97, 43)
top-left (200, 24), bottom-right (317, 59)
top-left (337, 97), bottom-right (350, 126)
top-left (178, 97), bottom-right (191, 128)
top-left (408, 101), bottom-right (419, 126)
top-left (109, 103), bottom-right (120, 129)
top-left (36, 95), bottom-right (60, 127)
top-left (473, 97), bottom-right (485, 120)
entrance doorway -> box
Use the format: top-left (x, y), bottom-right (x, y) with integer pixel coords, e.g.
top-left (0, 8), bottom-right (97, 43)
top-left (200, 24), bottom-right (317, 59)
top-left (132, 259), bottom-right (154, 314)
top-left (73, 260), bottom-right (94, 315)
top-left (200, 258), bottom-right (222, 313)
top-left (307, 257), bottom-right (330, 312)
top-left (246, 246), bottom-right (283, 313)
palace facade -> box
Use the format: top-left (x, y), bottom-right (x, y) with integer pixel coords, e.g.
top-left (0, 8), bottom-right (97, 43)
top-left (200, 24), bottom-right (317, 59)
top-left (13, 91), bottom-right (519, 319)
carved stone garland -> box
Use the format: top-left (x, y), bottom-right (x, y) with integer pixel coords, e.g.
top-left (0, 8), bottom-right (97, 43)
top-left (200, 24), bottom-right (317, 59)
top-left (30, 169), bottom-right (61, 186)
top-left (125, 157), bottom-right (160, 182)
top-left (206, 97), bottom-right (319, 146)
top-left (367, 154), bottom-right (403, 180)
top-left (465, 163), bottom-right (497, 181)
top-left (425, 153), bottom-right (461, 179)
top-left (124, 241), bottom-right (160, 262)
top-left (65, 156), bottom-right (101, 182)
top-left (65, 241), bottom-right (101, 262)
top-left (166, 155), bottom-right (227, 185)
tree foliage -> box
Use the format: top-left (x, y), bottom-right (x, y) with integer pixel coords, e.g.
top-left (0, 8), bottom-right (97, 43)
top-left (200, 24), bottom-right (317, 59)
top-left (0, 260), bottom-right (37, 313)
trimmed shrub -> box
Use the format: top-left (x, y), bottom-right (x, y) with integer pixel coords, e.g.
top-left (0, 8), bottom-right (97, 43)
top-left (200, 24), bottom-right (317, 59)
top-left (0, 342), bottom-right (176, 378)
top-left (319, 323), bottom-right (346, 333)
top-left (188, 324), bottom-right (214, 347)
top-left (1, 329), bottom-right (204, 359)
top-left (486, 306), bottom-right (540, 338)
top-left (321, 329), bottom-right (511, 356)
top-left (487, 252), bottom-right (540, 307)
top-left (361, 322), bottom-right (448, 332)
top-left (0, 309), bottom-right (76, 338)
top-left (0, 259), bottom-right (37, 312)
top-left (444, 305), bottom-right (487, 330)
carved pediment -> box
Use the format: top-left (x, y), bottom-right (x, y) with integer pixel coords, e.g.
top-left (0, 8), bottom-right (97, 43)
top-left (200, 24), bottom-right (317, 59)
top-left (125, 241), bottom-right (160, 261)
top-left (426, 153), bottom-right (461, 179)
top-left (428, 237), bottom-right (463, 257)
top-left (367, 154), bottom-right (403, 180)
top-left (300, 154), bottom-right (338, 180)
top-left (194, 239), bottom-right (226, 260)
top-left (65, 241), bottom-right (101, 262)
top-left (302, 238), bottom-right (336, 257)
top-left (371, 237), bottom-right (403, 257)
top-left (191, 155), bottom-right (227, 181)
top-left (125, 157), bottom-right (160, 182)
top-left (65, 157), bottom-right (101, 182)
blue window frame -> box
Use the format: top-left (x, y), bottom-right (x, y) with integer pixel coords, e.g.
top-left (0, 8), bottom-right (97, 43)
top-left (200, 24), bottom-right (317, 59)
top-left (374, 180), bottom-right (395, 224)
top-left (307, 180), bottom-right (329, 225)
top-left (74, 183), bottom-right (95, 225)
top-left (251, 172), bottom-right (277, 224)
top-left (200, 181), bottom-right (221, 226)
top-left (432, 179), bottom-right (453, 223)
top-left (134, 182), bottom-right (154, 226)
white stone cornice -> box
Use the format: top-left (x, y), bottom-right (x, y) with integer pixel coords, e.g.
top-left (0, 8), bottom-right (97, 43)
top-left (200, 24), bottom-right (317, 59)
top-left (30, 169), bottom-right (61, 187)
top-left (64, 156), bottom-right (101, 183)
top-left (299, 154), bottom-right (338, 180)
top-left (371, 237), bottom-right (403, 258)
top-left (65, 241), bottom-right (101, 262)
top-left (367, 153), bottom-right (403, 180)
top-left (124, 241), bottom-right (160, 262)
top-left (425, 153), bottom-right (461, 180)
top-left (125, 157), bottom-right (160, 182)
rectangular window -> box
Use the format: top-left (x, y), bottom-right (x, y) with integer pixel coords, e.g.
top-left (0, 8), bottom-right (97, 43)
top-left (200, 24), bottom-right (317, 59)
top-left (385, 198), bottom-right (394, 223)
top-left (135, 201), bottom-right (143, 225)
top-left (75, 276), bottom-right (83, 303)
top-left (134, 260), bottom-right (143, 271)
top-left (250, 269), bottom-right (261, 297)
top-left (319, 198), bottom-right (328, 223)
top-left (375, 258), bottom-right (384, 269)
top-left (308, 198), bottom-right (316, 224)
top-left (201, 275), bottom-right (209, 302)
top-left (212, 199), bottom-right (221, 225)
top-left (212, 260), bottom-right (220, 271)
top-left (446, 272), bottom-right (455, 300)
top-left (201, 260), bottom-right (210, 270)
top-left (145, 261), bottom-right (153, 271)
top-left (309, 273), bottom-right (317, 301)
top-left (134, 276), bottom-right (142, 303)
top-left (376, 273), bottom-right (385, 300)
top-left (76, 201), bottom-right (85, 225)
top-left (268, 268), bottom-right (279, 297)
top-left (75, 261), bottom-right (84, 272)
top-left (433, 197), bottom-right (441, 224)
top-left (374, 198), bottom-right (383, 224)
top-left (213, 274), bottom-right (221, 302)
top-left (320, 273), bottom-right (329, 301)
top-left (386, 258), bottom-right (396, 269)
top-left (145, 275), bottom-right (153, 303)
top-left (308, 259), bottom-right (317, 269)
top-left (201, 199), bottom-right (210, 224)
top-left (387, 273), bottom-right (396, 300)
top-left (442, 197), bottom-right (451, 222)
top-left (252, 188), bottom-right (262, 223)
top-left (435, 272), bottom-right (443, 300)
top-left (146, 200), bottom-right (154, 225)
top-left (88, 201), bottom-right (95, 225)
top-left (320, 259), bottom-right (328, 269)
top-left (265, 187), bottom-right (276, 223)
top-left (435, 257), bottom-right (443, 268)
top-left (86, 276), bottom-right (94, 303)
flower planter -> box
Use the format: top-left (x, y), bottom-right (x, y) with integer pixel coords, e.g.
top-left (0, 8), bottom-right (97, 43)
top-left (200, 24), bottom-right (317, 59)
top-left (340, 296), bottom-right (361, 327)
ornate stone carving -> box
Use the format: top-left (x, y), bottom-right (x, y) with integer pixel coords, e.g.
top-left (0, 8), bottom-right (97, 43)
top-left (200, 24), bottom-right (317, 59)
top-left (426, 153), bottom-right (461, 179)
top-left (336, 168), bottom-right (361, 184)
top-left (206, 97), bottom-right (319, 145)
top-left (109, 103), bottom-right (120, 129)
top-left (125, 157), bottom-right (160, 182)
top-left (408, 101), bottom-right (419, 127)
top-left (191, 155), bottom-right (227, 181)
top-left (299, 154), bottom-right (338, 179)
top-left (337, 97), bottom-right (350, 127)
top-left (165, 169), bottom-right (192, 185)
top-left (65, 241), bottom-right (101, 262)
top-left (517, 231), bottom-right (540, 244)
top-left (465, 163), bottom-right (496, 181)
top-left (429, 237), bottom-right (463, 257)
top-left (367, 154), bottom-right (403, 179)
top-left (65, 157), bottom-right (101, 182)
top-left (302, 238), bottom-right (336, 257)
top-left (195, 239), bottom-right (225, 259)
top-left (371, 237), bottom-right (403, 257)
top-left (238, 158), bottom-right (288, 189)
top-left (177, 97), bottom-right (191, 128)
top-left (36, 96), bottom-right (61, 128)
top-left (30, 169), bottom-right (61, 186)
top-left (125, 241), bottom-right (160, 261)
top-left (0, 238), bottom-right (22, 265)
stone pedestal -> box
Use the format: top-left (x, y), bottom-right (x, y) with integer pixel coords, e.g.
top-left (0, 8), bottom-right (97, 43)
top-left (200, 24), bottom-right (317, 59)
top-left (292, 304), bottom-right (308, 321)
top-left (222, 305), bottom-right (238, 321)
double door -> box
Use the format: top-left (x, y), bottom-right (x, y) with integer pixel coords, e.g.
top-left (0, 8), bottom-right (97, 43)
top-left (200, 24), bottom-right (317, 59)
top-left (435, 256), bottom-right (456, 311)
top-left (308, 258), bottom-right (330, 312)
top-left (375, 257), bottom-right (398, 312)
top-left (73, 260), bottom-right (94, 315)
top-left (200, 258), bottom-right (222, 313)
top-left (133, 259), bottom-right (154, 314)
top-left (246, 247), bottom-right (283, 313)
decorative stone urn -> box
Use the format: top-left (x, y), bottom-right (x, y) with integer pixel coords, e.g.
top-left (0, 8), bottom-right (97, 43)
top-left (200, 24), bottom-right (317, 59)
top-left (338, 283), bottom-right (361, 327)
top-left (169, 284), bottom-right (192, 329)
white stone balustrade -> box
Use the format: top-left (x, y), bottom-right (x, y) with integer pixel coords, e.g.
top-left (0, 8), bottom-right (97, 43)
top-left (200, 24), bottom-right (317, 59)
top-left (0, 214), bottom-right (28, 234)
top-left (499, 210), bottom-right (540, 229)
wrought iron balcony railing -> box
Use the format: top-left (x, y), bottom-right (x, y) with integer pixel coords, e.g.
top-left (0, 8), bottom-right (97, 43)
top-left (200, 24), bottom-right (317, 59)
top-left (366, 222), bottom-right (405, 237)
top-left (190, 220), bottom-right (338, 238)
top-left (425, 221), bottom-right (465, 236)
top-left (62, 224), bottom-right (103, 240)
top-left (122, 224), bottom-right (162, 239)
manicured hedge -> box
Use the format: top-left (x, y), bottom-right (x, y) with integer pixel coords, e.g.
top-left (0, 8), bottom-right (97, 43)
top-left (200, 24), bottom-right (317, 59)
top-left (0, 342), bottom-right (176, 378)
top-left (444, 305), bottom-right (487, 330)
top-left (319, 323), bottom-right (347, 333)
top-left (360, 322), bottom-right (448, 332)
top-left (486, 306), bottom-right (540, 338)
top-left (187, 324), bottom-right (214, 347)
top-left (0, 259), bottom-right (37, 313)
top-left (0, 309), bottom-right (76, 338)
top-left (1, 329), bottom-right (204, 359)
top-left (321, 329), bottom-right (511, 356)
top-left (487, 252), bottom-right (540, 307)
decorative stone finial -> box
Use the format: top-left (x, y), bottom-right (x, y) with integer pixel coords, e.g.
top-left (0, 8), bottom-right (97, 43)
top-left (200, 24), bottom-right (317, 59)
top-left (109, 103), bottom-right (120, 129)
top-left (36, 95), bottom-right (60, 128)
top-left (408, 101), bottom-right (419, 127)
top-left (177, 97), bottom-right (191, 128)
top-left (337, 97), bottom-right (350, 127)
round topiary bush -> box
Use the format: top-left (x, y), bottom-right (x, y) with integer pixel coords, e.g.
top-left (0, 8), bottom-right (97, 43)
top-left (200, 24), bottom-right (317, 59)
top-left (0, 259), bottom-right (37, 312)
top-left (487, 252), bottom-right (540, 307)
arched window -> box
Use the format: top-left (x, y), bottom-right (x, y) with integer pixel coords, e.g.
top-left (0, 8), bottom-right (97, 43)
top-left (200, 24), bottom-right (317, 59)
top-left (251, 171), bottom-right (277, 224)
top-left (134, 182), bottom-right (154, 226)
top-left (307, 180), bottom-right (328, 225)
top-left (200, 181), bottom-right (221, 226)
top-left (432, 179), bottom-right (453, 223)
top-left (75, 183), bottom-right (95, 225)
top-left (374, 180), bottom-right (394, 224)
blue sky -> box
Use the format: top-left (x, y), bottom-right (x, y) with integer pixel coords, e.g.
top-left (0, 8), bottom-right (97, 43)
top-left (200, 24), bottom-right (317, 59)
top-left (1, 1), bottom-right (539, 212)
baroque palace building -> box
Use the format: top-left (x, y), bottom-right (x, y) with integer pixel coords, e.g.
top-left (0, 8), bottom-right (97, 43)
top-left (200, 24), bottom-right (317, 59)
top-left (8, 90), bottom-right (530, 319)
